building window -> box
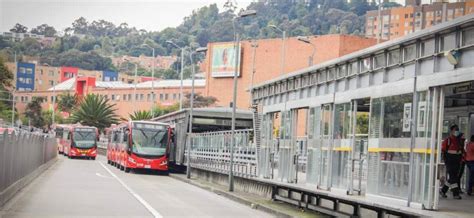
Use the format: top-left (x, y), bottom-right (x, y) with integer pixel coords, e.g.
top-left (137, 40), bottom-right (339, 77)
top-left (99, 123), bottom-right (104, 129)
top-left (19, 67), bottom-right (26, 74)
top-left (111, 95), bottom-right (116, 101)
top-left (373, 53), bottom-right (385, 69)
top-left (360, 57), bottom-right (371, 73)
top-left (173, 93), bottom-right (177, 100)
top-left (128, 94), bottom-right (132, 101)
top-left (318, 71), bottom-right (327, 83)
top-left (140, 94), bottom-right (144, 100)
top-left (403, 44), bottom-right (416, 62)
top-left (164, 94), bottom-right (168, 100)
top-left (348, 61), bottom-right (358, 76)
top-left (49, 70), bottom-right (54, 76)
top-left (135, 94), bottom-right (139, 101)
top-left (421, 39), bottom-right (435, 57)
top-left (440, 33), bottom-right (456, 52)
top-left (387, 49), bottom-right (400, 66)
top-left (327, 68), bottom-right (336, 81)
top-left (160, 93), bottom-right (164, 101)
top-left (462, 28), bottom-right (474, 46)
top-left (147, 94), bottom-right (151, 101)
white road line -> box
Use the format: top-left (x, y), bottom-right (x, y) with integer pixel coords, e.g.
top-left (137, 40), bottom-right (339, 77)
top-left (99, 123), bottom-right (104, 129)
top-left (99, 162), bottom-right (163, 218)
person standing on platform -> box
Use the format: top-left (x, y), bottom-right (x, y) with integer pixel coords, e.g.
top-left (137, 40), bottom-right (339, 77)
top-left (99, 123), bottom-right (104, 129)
top-left (465, 135), bottom-right (474, 196)
top-left (441, 124), bottom-right (463, 199)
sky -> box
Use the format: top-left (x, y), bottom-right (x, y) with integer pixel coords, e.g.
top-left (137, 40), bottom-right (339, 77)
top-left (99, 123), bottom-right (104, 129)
top-left (0, 0), bottom-right (254, 33)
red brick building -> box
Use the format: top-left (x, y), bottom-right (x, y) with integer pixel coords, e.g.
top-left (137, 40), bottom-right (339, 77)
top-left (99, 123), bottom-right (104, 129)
top-left (202, 34), bottom-right (378, 109)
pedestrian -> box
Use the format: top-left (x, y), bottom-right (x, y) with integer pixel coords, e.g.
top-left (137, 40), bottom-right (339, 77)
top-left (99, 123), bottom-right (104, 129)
top-left (458, 132), bottom-right (466, 193)
top-left (465, 135), bottom-right (474, 196)
top-left (440, 124), bottom-right (463, 199)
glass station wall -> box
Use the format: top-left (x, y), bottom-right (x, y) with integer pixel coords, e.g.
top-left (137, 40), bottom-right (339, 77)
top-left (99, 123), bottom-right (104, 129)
top-left (367, 93), bottom-right (413, 199)
top-left (307, 107), bottom-right (322, 185)
top-left (331, 103), bottom-right (353, 190)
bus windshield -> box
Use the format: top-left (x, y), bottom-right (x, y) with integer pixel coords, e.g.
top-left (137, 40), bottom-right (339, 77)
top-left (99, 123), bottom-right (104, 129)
top-left (131, 128), bottom-right (168, 156)
top-left (73, 129), bottom-right (96, 148)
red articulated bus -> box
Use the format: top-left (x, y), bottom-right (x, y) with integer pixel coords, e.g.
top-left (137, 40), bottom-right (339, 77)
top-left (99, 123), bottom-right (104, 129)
top-left (107, 120), bottom-right (171, 173)
top-left (55, 124), bottom-right (71, 154)
top-left (56, 124), bottom-right (99, 160)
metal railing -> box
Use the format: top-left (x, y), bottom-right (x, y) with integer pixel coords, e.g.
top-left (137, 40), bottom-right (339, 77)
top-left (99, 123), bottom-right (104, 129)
top-left (0, 130), bottom-right (57, 193)
top-left (187, 129), bottom-right (257, 178)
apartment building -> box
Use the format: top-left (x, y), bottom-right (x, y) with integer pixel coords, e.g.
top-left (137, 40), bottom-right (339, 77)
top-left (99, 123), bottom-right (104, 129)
top-left (366, 0), bottom-right (474, 40)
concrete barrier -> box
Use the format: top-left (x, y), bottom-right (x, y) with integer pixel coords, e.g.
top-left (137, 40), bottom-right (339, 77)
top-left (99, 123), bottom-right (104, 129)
top-left (0, 131), bottom-right (57, 207)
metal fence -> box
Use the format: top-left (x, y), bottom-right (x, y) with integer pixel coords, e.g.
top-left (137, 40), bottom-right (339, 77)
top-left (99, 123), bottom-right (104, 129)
top-left (187, 129), bottom-right (258, 178)
top-left (0, 130), bottom-right (57, 193)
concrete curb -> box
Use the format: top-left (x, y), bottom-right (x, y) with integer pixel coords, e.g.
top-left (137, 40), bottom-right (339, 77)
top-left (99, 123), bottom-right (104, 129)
top-left (0, 157), bottom-right (58, 208)
top-left (169, 174), bottom-right (293, 218)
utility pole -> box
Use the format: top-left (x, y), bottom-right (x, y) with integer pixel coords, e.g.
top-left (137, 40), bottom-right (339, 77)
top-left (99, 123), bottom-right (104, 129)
top-left (180, 48), bottom-right (184, 110)
top-left (377, 0), bottom-right (382, 44)
top-left (249, 40), bottom-right (258, 107)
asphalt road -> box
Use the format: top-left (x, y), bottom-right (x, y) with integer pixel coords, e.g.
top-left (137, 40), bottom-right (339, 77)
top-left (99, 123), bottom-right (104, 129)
top-left (0, 156), bottom-right (272, 218)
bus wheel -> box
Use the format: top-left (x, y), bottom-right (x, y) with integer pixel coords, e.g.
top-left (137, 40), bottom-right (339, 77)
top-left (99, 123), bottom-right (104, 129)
top-left (125, 167), bottom-right (130, 173)
top-left (107, 160), bottom-right (111, 164)
top-left (120, 165), bottom-right (124, 171)
top-left (91, 157), bottom-right (96, 160)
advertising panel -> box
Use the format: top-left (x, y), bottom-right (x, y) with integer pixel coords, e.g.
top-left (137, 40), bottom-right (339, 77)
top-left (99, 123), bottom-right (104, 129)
top-left (211, 43), bottom-right (241, 77)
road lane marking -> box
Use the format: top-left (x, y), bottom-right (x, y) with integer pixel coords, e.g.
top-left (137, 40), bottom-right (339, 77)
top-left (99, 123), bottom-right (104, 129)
top-left (95, 172), bottom-right (113, 179)
top-left (99, 162), bottom-right (163, 218)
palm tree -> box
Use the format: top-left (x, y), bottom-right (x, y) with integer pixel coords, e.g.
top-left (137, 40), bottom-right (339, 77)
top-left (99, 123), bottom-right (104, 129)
top-left (129, 110), bottom-right (152, 120)
top-left (69, 94), bottom-right (119, 130)
top-left (57, 92), bottom-right (78, 113)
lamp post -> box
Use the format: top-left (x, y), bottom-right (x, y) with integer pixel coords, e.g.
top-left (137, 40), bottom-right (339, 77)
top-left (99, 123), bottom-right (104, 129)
top-left (124, 58), bottom-right (138, 113)
top-left (166, 40), bottom-right (185, 110)
top-left (229, 9), bottom-right (257, 192)
top-left (249, 39), bottom-right (258, 107)
top-left (141, 44), bottom-right (156, 118)
top-left (297, 36), bottom-right (316, 66)
top-left (5, 47), bottom-right (17, 127)
top-left (186, 47), bottom-right (208, 179)
top-left (269, 25), bottom-right (286, 76)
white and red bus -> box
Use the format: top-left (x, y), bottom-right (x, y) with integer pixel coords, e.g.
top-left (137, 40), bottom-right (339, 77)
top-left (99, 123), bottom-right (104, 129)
top-left (55, 125), bottom-right (99, 160)
top-left (107, 120), bottom-right (171, 173)
top-left (55, 124), bottom-right (71, 154)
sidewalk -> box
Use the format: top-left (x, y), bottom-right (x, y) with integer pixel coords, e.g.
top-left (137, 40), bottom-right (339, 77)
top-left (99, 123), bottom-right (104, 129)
top-left (169, 173), bottom-right (327, 218)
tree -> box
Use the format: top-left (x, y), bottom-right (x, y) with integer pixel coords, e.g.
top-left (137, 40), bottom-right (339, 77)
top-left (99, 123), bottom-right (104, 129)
top-left (183, 93), bottom-right (217, 108)
top-left (69, 94), bottom-right (119, 131)
top-left (42, 109), bottom-right (63, 127)
top-left (72, 17), bottom-right (89, 34)
top-left (0, 57), bottom-right (15, 123)
top-left (30, 24), bottom-right (57, 37)
top-left (152, 104), bottom-right (179, 117)
top-left (0, 57), bottom-right (13, 89)
top-left (57, 93), bottom-right (78, 113)
top-left (10, 23), bottom-right (28, 33)
top-left (24, 97), bottom-right (46, 128)
top-left (129, 110), bottom-right (152, 120)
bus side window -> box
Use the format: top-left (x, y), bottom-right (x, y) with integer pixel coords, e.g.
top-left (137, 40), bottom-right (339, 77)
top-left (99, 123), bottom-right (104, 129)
top-left (123, 129), bottom-right (129, 142)
top-left (113, 132), bottom-right (118, 142)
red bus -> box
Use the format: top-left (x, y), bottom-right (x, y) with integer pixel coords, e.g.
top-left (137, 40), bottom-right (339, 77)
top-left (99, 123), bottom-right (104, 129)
top-left (56, 125), bottom-right (99, 160)
top-left (55, 124), bottom-right (71, 154)
top-left (107, 120), bottom-right (171, 173)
